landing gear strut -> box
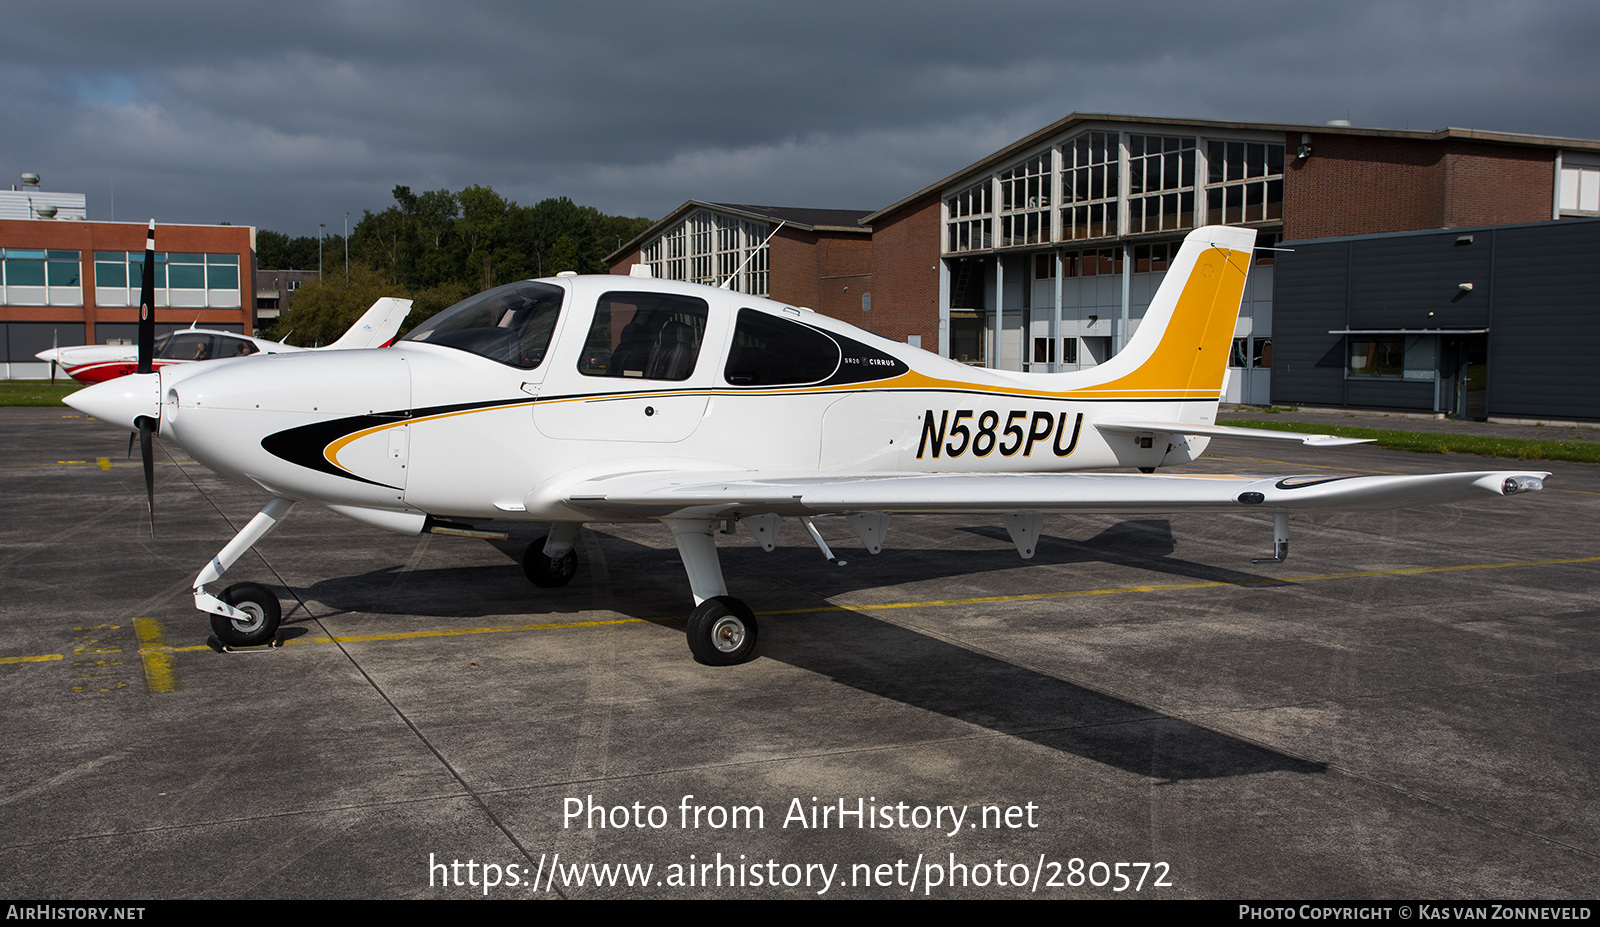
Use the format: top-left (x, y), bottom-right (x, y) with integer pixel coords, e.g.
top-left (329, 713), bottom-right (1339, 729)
top-left (194, 496), bottom-right (295, 648)
top-left (667, 518), bottom-right (759, 666)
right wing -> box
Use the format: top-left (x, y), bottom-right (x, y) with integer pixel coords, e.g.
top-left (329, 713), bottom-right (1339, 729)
top-left (559, 468), bottom-right (1547, 520)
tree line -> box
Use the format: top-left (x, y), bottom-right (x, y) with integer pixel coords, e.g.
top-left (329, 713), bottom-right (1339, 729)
top-left (259, 186), bottom-right (652, 345)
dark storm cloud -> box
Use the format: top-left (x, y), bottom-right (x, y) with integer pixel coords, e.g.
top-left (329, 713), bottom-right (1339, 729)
top-left (1, 1), bottom-right (1595, 233)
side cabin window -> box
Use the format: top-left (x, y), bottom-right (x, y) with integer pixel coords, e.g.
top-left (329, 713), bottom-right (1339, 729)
top-left (579, 291), bottom-right (709, 381)
top-left (401, 281), bottom-right (564, 370)
top-left (724, 308), bottom-right (840, 386)
top-left (221, 336), bottom-right (259, 358)
top-left (159, 332), bottom-right (216, 361)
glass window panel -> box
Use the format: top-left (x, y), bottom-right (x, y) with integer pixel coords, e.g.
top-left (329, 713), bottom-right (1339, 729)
top-left (46, 259), bottom-right (80, 286)
top-left (725, 308), bottom-right (839, 386)
top-left (582, 291), bottom-right (708, 381)
top-left (95, 261), bottom-right (127, 286)
top-left (4, 257), bottom-right (45, 285)
top-left (167, 263), bottom-right (205, 289)
top-left (207, 264), bottom-right (239, 289)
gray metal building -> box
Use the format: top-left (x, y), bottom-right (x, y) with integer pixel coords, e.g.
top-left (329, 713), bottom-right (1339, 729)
top-left (1272, 217), bottom-right (1600, 421)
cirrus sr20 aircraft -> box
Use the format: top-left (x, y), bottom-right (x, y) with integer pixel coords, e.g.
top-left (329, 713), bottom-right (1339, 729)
top-left (66, 224), bottom-right (1547, 665)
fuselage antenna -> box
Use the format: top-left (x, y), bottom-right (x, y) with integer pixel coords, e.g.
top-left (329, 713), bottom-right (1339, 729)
top-left (719, 220), bottom-right (785, 290)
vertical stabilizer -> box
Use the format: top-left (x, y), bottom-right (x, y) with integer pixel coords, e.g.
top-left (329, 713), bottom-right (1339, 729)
top-left (1068, 225), bottom-right (1255, 402)
top-left (322, 297), bottom-right (414, 350)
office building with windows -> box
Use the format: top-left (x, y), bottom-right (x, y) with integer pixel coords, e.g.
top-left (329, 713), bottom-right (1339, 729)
top-left (0, 213), bottom-right (255, 378)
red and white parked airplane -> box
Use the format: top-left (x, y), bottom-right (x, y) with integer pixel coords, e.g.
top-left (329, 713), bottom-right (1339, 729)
top-left (37, 297), bottom-right (411, 384)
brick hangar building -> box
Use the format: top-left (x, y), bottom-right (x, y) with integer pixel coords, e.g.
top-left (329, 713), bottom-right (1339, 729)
top-left (608, 114), bottom-right (1600, 419)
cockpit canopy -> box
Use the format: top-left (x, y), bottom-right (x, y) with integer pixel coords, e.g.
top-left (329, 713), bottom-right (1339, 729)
top-left (401, 280), bottom-right (564, 369)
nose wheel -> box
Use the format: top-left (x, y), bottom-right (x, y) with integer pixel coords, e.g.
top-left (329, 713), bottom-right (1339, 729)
top-left (210, 582), bottom-right (283, 647)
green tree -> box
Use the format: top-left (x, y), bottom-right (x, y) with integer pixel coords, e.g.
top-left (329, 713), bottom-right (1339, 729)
top-left (267, 264), bottom-right (402, 346)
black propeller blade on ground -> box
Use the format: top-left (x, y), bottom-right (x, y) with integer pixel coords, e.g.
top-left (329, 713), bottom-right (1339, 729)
top-left (139, 417), bottom-right (155, 537)
top-left (137, 220), bottom-right (155, 375)
top-left (137, 220), bottom-right (157, 535)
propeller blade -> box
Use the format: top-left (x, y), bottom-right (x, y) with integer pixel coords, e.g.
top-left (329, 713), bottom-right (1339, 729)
top-left (137, 220), bottom-right (156, 376)
top-left (140, 416), bottom-right (155, 538)
top-left (50, 330), bottom-right (57, 383)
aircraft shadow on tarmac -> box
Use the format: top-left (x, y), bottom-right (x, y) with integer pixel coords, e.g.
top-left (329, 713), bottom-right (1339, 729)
top-left (288, 519), bottom-right (1324, 783)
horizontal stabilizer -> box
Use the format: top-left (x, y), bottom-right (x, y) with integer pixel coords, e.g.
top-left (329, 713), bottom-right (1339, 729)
top-left (1095, 419), bottom-right (1372, 446)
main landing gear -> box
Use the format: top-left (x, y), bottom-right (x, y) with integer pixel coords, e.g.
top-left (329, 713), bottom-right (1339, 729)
top-left (523, 524), bottom-right (579, 587)
top-left (525, 519), bottom-right (762, 666)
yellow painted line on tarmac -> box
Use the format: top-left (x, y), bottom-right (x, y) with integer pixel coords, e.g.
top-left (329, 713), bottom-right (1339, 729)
top-left (8, 555), bottom-right (1596, 666)
top-left (285, 615), bottom-right (653, 645)
top-left (132, 617), bottom-right (182, 693)
top-left (97, 457), bottom-right (111, 470)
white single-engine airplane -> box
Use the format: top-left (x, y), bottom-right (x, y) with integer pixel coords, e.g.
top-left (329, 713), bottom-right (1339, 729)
top-left (37, 296), bottom-right (412, 384)
top-left (67, 223), bottom-right (1546, 664)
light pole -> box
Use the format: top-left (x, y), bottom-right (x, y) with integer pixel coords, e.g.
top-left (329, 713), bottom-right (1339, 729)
top-left (344, 211), bottom-right (350, 279)
top-left (318, 223), bottom-right (326, 279)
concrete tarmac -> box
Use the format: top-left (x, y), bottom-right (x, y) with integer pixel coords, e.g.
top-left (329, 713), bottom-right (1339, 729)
top-left (2, 406), bottom-right (1596, 899)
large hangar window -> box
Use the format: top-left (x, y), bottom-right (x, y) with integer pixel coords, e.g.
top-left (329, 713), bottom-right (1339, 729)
top-left (1127, 135), bottom-right (1197, 234)
top-left (640, 210), bottom-right (771, 296)
top-left (999, 154), bottom-right (1051, 247)
top-left (946, 181), bottom-right (993, 253)
top-left (1206, 141), bottom-right (1285, 225)
top-left (1061, 131), bottom-right (1120, 241)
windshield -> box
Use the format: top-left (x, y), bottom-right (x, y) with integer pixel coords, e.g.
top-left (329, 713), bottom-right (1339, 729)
top-left (401, 281), bottom-right (565, 369)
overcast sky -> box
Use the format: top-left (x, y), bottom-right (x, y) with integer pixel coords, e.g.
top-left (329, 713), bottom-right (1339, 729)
top-left (3, 1), bottom-right (1595, 234)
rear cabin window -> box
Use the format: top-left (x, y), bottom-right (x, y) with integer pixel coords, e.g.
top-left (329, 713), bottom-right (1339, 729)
top-left (724, 309), bottom-right (840, 386)
top-left (579, 292), bottom-right (709, 381)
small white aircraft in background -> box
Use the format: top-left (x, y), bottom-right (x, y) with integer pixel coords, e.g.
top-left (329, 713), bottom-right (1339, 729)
top-left (37, 296), bottom-right (412, 384)
top-left (67, 223), bottom-right (1546, 664)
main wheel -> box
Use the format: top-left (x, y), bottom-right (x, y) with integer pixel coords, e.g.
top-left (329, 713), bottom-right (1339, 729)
top-left (686, 596), bottom-right (758, 666)
top-left (211, 582), bottom-right (282, 647)
top-left (523, 535), bottom-right (578, 587)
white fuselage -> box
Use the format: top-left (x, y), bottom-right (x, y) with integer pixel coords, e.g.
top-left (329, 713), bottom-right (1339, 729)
top-left (156, 272), bottom-right (1229, 531)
